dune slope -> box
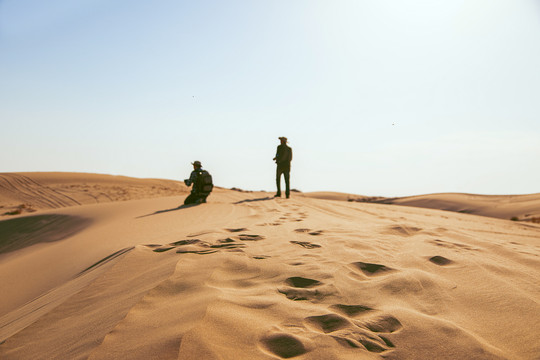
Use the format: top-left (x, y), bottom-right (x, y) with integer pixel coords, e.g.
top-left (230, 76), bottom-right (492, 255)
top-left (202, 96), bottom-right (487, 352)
top-left (0, 175), bottom-right (539, 359)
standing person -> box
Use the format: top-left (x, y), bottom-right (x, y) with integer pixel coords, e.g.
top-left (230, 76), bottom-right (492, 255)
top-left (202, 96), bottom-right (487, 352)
top-left (273, 136), bottom-right (292, 198)
top-left (183, 161), bottom-right (213, 205)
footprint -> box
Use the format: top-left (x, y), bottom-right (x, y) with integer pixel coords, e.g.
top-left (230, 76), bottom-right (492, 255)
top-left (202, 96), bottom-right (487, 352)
top-left (351, 261), bottom-right (393, 276)
top-left (210, 238), bottom-right (245, 249)
top-left (278, 288), bottom-right (312, 301)
top-left (210, 242), bottom-right (246, 249)
top-left (329, 314), bottom-right (401, 353)
top-left (279, 277), bottom-right (330, 301)
top-left (379, 336), bottom-right (395, 348)
top-left (356, 338), bottom-right (387, 353)
top-left (252, 255), bottom-right (270, 260)
top-left (305, 313), bottom-right (351, 333)
top-left (429, 255), bottom-right (453, 266)
top-left (152, 246), bottom-right (175, 253)
top-left (257, 222), bottom-right (283, 226)
top-left (151, 238), bottom-right (248, 255)
top-left (386, 225), bottom-right (422, 236)
top-left (360, 315), bottom-right (402, 333)
top-left (302, 313), bottom-right (398, 354)
top-left (294, 228), bottom-right (323, 235)
top-left (260, 333), bottom-right (308, 358)
top-left (225, 228), bottom-right (248, 232)
top-left (290, 241), bottom-right (321, 249)
top-left (330, 304), bottom-right (373, 317)
top-left (331, 336), bottom-right (362, 349)
top-left (332, 331), bottom-right (388, 353)
top-left (169, 240), bottom-right (217, 255)
top-left (238, 234), bottom-right (265, 241)
top-left (285, 277), bottom-right (321, 288)
top-left (429, 239), bottom-right (478, 251)
top-left (169, 239), bottom-right (203, 246)
top-left (186, 231), bottom-right (215, 238)
top-left (176, 249), bottom-right (218, 255)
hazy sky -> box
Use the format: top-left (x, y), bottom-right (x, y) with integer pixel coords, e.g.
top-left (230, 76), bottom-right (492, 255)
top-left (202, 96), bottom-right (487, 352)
top-left (1, 0), bottom-right (539, 196)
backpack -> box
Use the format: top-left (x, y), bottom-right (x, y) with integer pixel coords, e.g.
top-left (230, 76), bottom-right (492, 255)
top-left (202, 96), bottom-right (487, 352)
top-left (196, 170), bottom-right (213, 194)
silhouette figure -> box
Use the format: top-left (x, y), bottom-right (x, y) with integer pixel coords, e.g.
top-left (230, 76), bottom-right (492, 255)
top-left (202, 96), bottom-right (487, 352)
top-left (273, 137), bottom-right (292, 198)
top-left (183, 161), bottom-right (213, 205)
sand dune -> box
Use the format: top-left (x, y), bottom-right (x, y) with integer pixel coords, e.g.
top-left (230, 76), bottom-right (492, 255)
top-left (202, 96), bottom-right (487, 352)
top-left (386, 193), bottom-right (540, 221)
top-left (1, 173), bottom-right (539, 359)
top-left (304, 191), bottom-right (540, 222)
top-left (0, 172), bottom-right (188, 216)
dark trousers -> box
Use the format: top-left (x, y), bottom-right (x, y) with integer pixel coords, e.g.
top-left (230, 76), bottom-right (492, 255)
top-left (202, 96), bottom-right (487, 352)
top-left (184, 193), bottom-right (207, 205)
top-left (276, 165), bottom-right (290, 196)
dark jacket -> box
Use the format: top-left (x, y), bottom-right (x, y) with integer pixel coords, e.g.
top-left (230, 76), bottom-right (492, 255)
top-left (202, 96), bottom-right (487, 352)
top-left (275, 144), bottom-right (292, 167)
top-left (186, 168), bottom-right (207, 194)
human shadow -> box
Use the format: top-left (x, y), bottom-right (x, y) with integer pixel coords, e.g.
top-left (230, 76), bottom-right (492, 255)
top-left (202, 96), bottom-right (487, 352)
top-left (234, 196), bottom-right (274, 204)
top-left (136, 203), bottom-right (200, 219)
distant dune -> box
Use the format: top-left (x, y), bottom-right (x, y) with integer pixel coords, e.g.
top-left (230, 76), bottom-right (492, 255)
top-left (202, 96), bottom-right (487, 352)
top-left (301, 191), bottom-right (385, 203)
top-left (386, 193), bottom-right (540, 221)
top-left (1, 173), bottom-right (539, 359)
top-left (304, 191), bottom-right (540, 222)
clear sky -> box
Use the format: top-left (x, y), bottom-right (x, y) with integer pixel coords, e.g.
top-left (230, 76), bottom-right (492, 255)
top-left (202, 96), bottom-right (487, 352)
top-left (1, 0), bottom-right (539, 196)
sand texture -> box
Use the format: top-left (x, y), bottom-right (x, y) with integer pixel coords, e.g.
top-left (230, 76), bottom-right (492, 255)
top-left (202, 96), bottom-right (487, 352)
top-left (1, 173), bottom-right (539, 359)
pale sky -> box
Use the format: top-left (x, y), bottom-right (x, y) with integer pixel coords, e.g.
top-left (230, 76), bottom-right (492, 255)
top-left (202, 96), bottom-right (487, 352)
top-left (1, 0), bottom-right (539, 196)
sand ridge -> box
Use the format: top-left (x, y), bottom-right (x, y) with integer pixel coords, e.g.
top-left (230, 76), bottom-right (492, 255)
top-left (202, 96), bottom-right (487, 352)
top-left (0, 173), bottom-right (539, 359)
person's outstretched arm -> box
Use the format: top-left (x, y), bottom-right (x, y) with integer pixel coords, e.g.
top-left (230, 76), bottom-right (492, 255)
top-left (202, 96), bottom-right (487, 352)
top-left (185, 171), bottom-right (197, 186)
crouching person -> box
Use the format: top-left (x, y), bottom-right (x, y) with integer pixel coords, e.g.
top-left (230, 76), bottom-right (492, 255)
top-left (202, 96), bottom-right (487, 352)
top-left (184, 160), bottom-right (214, 205)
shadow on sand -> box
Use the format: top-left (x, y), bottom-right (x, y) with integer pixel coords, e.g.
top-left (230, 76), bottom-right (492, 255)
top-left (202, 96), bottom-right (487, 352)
top-left (234, 197), bottom-right (274, 204)
top-left (136, 203), bottom-right (201, 218)
top-left (138, 196), bottom-right (275, 217)
top-left (0, 214), bottom-right (92, 254)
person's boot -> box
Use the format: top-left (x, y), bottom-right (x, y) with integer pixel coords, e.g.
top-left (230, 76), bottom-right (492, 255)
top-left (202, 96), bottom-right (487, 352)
top-left (274, 192), bottom-right (281, 197)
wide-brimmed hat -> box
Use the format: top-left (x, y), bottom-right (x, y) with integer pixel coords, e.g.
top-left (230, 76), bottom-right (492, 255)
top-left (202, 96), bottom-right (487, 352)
top-left (192, 160), bottom-right (202, 167)
top-left (278, 136), bottom-right (288, 142)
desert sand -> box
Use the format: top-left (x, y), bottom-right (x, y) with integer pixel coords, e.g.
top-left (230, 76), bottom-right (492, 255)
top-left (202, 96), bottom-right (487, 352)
top-left (1, 172), bottom-right (539, 360)
top-left (302, 192), bottom-right (540, 222)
